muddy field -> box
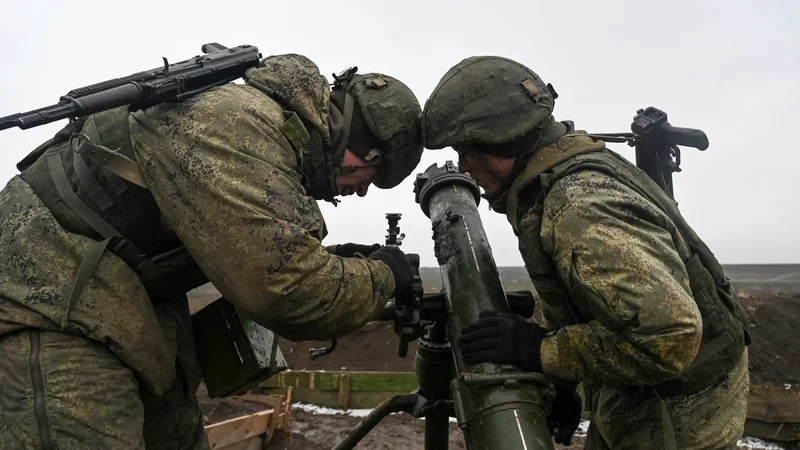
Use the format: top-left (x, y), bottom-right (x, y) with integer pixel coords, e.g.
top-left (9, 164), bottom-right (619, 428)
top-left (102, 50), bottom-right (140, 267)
top-left (264, 409), bottom-right (469, 450)
top-left (199, 399), bottom-right (794, 450)
top-left (191, 278), bottom-right (800, 449)
top-left (260, 408), bottom-right (797, 450)
top-left (275, 292), bottom-right (800, 388)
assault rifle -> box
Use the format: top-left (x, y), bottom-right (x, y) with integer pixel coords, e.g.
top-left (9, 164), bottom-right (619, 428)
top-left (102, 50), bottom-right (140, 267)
top-left (0, 43), bottom-right (260, 132)
top-left (1, 42), bottom-right (261, 171)
top-left (589, 106), bottom-right (709, 198)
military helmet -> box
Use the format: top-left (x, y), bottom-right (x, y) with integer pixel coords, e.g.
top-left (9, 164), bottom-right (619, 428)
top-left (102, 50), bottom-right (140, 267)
top-left (422, 56), bottom-right (557, 152)
top-left (330, 67), bottom-right (423, 189)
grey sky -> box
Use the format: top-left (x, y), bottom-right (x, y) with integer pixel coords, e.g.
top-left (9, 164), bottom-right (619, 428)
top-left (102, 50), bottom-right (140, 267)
top-left (1, 0), bottom-right (797, 268)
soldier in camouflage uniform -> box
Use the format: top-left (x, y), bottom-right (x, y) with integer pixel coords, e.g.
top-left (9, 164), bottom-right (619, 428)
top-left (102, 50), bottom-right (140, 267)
top-left (0, 54), bottom-right (422, 449)
top-left (421, 56), bottom-right (752, 449)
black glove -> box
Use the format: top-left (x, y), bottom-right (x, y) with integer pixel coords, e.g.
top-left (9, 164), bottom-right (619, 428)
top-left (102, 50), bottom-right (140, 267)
top-left (368, 246), bottom-right (414, 298)
top-left (547, 387), bottom-right (582, 445)
top-left (457, 310), bottom-right (547, 372)
top-left (335, 243), bottom-right (381, 258)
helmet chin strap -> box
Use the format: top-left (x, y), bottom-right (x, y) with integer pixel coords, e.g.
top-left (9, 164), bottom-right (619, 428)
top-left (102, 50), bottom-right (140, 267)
top-left (326, 91), bottom-right (358, 192)
top-left (331, 66), bottom-right (357, 158)
top-left (340, 92), bottom-right (355, 150)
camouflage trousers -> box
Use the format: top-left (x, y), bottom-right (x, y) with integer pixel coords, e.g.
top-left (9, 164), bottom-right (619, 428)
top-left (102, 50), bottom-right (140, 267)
top-left (583, 349), bottom-right (749, 450)
top-left (0, 329), bottom-right (209, 450)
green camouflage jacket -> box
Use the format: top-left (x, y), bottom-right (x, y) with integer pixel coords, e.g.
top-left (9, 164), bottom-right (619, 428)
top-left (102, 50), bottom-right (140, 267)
top-left (0, 54), bottom-right (394, 396)
top-left (506, 134), bottom-right (750, 448)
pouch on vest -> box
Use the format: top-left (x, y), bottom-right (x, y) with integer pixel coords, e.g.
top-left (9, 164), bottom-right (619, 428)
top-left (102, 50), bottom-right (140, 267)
top-left (192, 297), bottom-right (288, 398)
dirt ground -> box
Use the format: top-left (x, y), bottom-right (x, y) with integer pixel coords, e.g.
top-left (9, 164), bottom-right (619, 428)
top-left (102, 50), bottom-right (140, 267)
top-left (736, 292), bottom-right (800, 386)
top-left (264, 409), bottom-right (469, 450)
top-left (276, 292), bottom-right (800, 388)
top-left (261, 409), bottom-right (799, 450)
top-left (196, 291), bottom-right (800, 449)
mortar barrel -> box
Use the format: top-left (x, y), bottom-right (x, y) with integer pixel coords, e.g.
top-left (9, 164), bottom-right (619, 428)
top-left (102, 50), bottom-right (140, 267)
top-left (414, 161), bottom-right (555, 450)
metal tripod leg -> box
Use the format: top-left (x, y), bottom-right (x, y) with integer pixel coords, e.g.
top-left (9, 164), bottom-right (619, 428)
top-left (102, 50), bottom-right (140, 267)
top-left (331, 393), bottom-right (426, 450)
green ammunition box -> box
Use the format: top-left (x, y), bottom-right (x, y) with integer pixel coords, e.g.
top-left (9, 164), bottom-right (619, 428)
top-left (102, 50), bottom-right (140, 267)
top-left (192, 297), bottom-right (288, 398)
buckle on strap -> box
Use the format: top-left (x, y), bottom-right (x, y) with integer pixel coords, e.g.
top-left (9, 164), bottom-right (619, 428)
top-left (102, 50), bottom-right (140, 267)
top-left (108, 236), bottom-right (148, 270)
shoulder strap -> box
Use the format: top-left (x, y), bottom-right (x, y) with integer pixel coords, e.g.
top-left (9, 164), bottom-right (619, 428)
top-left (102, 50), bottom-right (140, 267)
top-left (505, 133), bottom-right (606, 232)
top-left (80, 115), bottom-right (130, 196)
top-left (76, 136), bottom-right (149, 190)
top-left (47, 152), bottom-right (158, 327)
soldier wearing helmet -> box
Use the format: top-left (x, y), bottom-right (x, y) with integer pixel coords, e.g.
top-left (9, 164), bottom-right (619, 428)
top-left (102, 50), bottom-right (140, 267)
top-left (423, 56), bottom-right (750, 449)
top-left (0, 53), bottom-right (420, 449)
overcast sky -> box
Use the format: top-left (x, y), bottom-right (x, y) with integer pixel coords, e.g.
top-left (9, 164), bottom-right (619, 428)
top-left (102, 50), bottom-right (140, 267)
top-left (1, 0), bottom-right (797, 268)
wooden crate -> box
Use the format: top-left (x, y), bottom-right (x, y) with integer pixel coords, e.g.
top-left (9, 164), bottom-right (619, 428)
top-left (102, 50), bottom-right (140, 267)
top-left (204, 389), bottom-right (293, 449)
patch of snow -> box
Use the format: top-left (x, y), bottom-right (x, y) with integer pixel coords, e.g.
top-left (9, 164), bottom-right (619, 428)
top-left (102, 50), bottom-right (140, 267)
top-left (292, 403), bottom-right (371, 417)
top-left (737, 437), bottom-right (786, 450)
top-left (291, 403), bottom-right (458, 422)
top-left (784, 383), bottom-right (792, 390)
top-left (572, 420), bottom-right (590, 437)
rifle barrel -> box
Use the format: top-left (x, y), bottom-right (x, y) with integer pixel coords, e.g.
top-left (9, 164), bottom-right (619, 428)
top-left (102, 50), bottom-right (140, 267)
top-left (0, 43), bottom-right (261, 133)
top-left (0, 103), bottom-right (73, 130)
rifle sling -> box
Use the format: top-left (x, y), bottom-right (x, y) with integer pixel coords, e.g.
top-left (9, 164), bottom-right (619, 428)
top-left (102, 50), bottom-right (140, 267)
top-left (77, 139), bottom-right (149, 190)
top-left (80, 115), bottom-right (130, 196)
top-left (73, 151), bottom-right (115, 212)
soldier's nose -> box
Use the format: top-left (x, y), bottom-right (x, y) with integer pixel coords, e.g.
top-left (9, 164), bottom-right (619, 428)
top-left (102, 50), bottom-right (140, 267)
top-left (457, 158), bottom-right (470, 173)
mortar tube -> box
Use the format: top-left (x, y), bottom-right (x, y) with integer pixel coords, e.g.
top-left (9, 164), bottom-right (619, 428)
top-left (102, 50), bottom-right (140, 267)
top-left (416, 321), bottom-right (455, 450)
top-left (415, 162), bottom-right (554, 450)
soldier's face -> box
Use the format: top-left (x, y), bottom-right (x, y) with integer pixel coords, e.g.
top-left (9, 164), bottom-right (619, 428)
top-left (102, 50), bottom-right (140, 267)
top-left (455, 150), bottom-right (515, 194)
top-left (336, 166), bottom-right (377, 197)
top-left (336, 149), bottom-right (378, 197)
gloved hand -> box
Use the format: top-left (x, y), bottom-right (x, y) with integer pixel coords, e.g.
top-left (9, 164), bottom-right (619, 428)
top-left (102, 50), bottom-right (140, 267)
top-left (457, 310), bottom-right (547, 372)
top-left (547, 386), bottom-right (582, 445)
top-left (368, 246), bottom-right (414, 298)
top-left (334, 243), bottom-right (382, 258)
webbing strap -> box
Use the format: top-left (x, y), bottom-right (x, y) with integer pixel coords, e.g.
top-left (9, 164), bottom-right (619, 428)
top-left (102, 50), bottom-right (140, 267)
top-left (61, 237), bottom-right (112, 329)
top-left (341, 92), bottom-right (355, 147)
top-left (505, 134), bottom-right (606, 233)
top-left (105, 166), bottom-right (130, 196)
top-left (48, 153), bottom-right (120, 239)
top-left (77, 140), bottom-right (149, 190)
top-left (269, 333), bottom-right (279, 368)
top-left (653, 313), bottom-right (735, 398)
top-left (690, 324), bottom-right (734, 368)
top-left (73, 151), bottom-right (115, 212)
top-left (48, 153), bottom-right (157, 327)
top-left (79, 116), bottom-right (129, 196)
top-left (652, 387), bottom-right (678, 450)
top-left (583, 382), bottom-right (593, 412)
